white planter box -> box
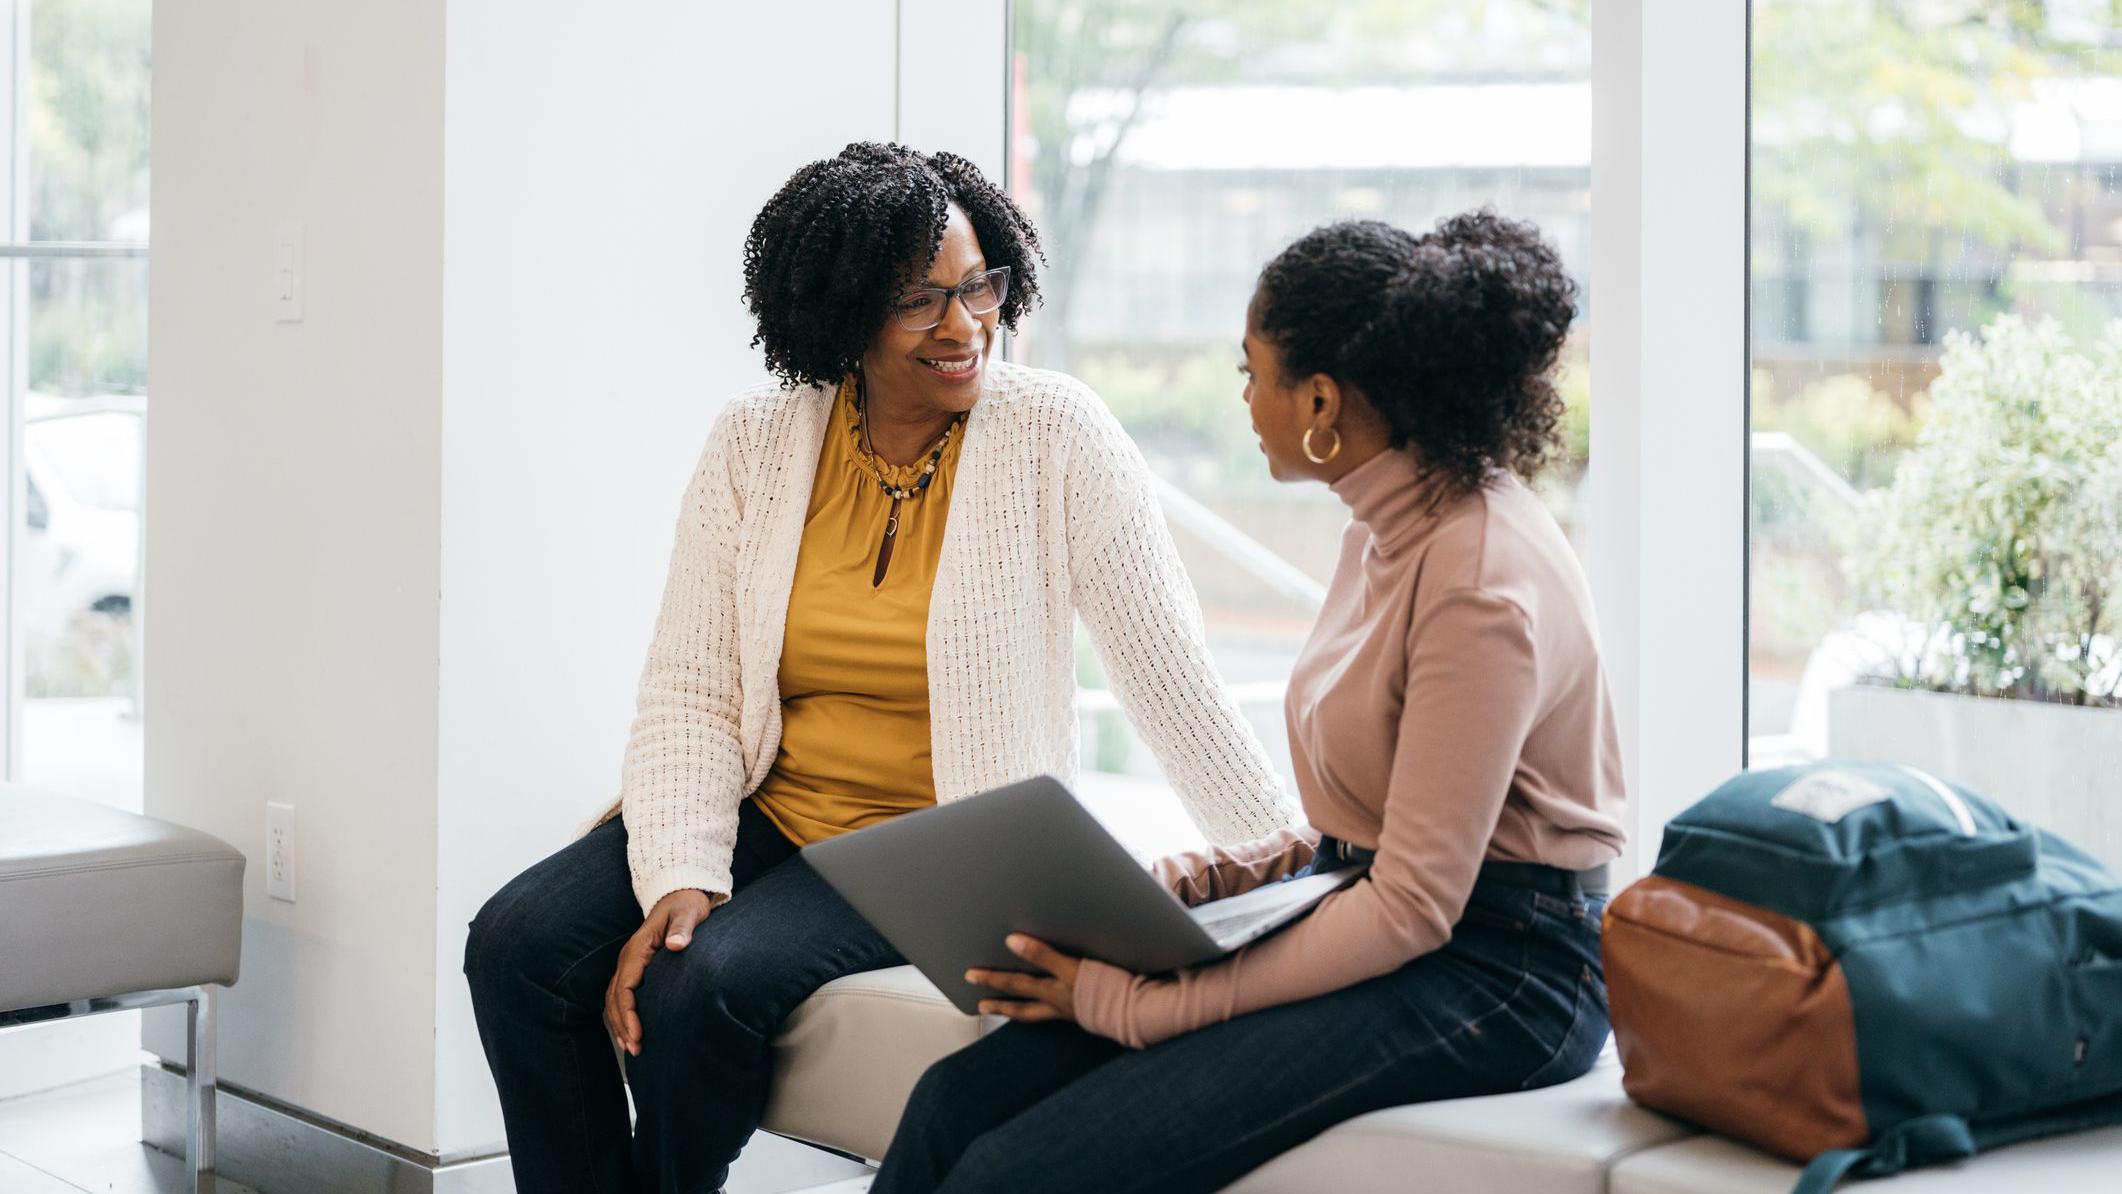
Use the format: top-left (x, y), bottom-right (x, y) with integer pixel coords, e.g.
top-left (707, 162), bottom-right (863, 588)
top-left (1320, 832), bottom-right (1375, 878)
top-left (1827, 685), bottom-right (2122, 871)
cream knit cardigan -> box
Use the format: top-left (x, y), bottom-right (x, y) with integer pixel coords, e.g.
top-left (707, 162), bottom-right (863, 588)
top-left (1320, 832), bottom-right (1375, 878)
top-left (598, 359), bottom-right (1295, 913)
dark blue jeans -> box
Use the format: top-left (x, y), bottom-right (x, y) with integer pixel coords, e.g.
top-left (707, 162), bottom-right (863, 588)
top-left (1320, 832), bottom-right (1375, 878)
top-left (871, 864), bottom-right (1609, 1194)
top-left (463, 802), bottom-right (901, 1194)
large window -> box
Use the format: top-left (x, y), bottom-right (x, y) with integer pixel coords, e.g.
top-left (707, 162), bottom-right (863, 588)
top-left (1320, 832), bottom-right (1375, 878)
top-left (1748, 2), bottom-right (2120, 865)
top-left (9, 0), bottom-right (150, 806)
top-left (1011, 0), bottom-right (1593, 788)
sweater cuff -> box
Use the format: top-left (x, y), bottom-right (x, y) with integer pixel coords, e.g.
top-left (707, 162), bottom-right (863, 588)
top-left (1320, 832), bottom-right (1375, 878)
top-left (630, 864), bottom-right (732, 918)
top-left (1075, 959), bottom-right (1158, 1049)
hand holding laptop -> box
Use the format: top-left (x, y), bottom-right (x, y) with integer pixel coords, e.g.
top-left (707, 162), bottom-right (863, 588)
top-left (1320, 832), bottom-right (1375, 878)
top-left (801, 776), bottom-right (1364, 1016)
top-left (964, 933), bottom-right (1082, 1024)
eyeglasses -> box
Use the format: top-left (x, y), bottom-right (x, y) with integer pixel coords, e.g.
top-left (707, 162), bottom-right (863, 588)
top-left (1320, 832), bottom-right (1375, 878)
top-left (887, 266), bottom-right (1011, 332)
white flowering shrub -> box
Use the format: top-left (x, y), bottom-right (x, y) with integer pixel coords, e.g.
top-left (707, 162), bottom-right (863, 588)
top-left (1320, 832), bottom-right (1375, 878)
top-left (1856, 315), bottom-right (2122, 705)
top-left (2036, 431), bottom-right (2122, 700)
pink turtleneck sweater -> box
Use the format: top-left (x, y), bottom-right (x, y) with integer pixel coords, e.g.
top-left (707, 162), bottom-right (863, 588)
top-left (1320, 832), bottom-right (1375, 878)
top-left (1075, 448), bottom-right (1628, 1048)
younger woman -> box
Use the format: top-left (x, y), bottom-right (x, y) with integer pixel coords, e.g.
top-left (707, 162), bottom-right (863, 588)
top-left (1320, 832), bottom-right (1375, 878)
top-left (871, 211), bottom-right (1628, 1193)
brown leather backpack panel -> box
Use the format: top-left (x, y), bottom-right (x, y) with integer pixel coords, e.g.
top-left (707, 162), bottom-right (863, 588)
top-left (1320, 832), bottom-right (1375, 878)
top-left (1604, 875), bottom-right (1869, 1161)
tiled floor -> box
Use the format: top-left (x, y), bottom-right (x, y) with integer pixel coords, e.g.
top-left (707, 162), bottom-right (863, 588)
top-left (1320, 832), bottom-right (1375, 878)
top-left (0, 1069), bottom-right (259, 1194)
top-left (0, 1066), bottom-right (874, 1193)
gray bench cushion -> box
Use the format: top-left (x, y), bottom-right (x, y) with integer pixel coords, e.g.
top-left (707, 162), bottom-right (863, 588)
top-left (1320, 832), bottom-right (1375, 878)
top-left (1610, 1128), bottom-right (2122, 1193)
top-left (0, 786), bottom-right (244, 1010)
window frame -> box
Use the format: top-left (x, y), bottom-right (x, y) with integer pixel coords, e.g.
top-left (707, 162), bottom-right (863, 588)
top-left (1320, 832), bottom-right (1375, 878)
top-left (0, 0), bottom-right (153, 779)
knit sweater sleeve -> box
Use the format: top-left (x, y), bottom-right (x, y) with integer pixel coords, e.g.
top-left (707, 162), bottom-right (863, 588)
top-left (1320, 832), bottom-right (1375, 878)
top-left (618, 406), bottom-right (752, 915)
top-left (1065, 402), bottom-right (1297, 845)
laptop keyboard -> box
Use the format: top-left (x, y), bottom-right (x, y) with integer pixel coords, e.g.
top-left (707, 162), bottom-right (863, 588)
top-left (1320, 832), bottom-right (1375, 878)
top-left (1193, 901), bottom-right (1304, 943)
top-left (1188, 871), bottom-right (1359, 946)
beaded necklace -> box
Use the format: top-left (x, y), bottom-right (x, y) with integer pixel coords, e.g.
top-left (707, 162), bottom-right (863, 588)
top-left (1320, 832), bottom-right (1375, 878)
top-left (848, 373), bottom-right (964, 587)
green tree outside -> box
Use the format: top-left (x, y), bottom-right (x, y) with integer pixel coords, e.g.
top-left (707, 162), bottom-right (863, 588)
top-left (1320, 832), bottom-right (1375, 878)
top-left (28, 0), bottom-right (151, 398)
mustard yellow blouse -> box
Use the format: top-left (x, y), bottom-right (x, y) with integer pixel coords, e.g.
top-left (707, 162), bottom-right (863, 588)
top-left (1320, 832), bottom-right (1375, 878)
top-left (750, 381), bottom-right (965, 846)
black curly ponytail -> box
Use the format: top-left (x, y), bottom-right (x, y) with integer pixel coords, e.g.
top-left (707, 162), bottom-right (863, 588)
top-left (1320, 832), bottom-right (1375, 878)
top-left (741, 142), bottom-right (1045, 388)
top-left (1253, 210), bottom-right (1576, 496)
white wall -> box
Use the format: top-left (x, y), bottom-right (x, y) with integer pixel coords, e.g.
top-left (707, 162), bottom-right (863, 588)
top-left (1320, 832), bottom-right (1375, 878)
top-left (433, 1), bottom-right (897, 1153)
top-left (146, 0), bottom-right (446, 1153)
top-left (150, 0), bottom-right (927, 1162)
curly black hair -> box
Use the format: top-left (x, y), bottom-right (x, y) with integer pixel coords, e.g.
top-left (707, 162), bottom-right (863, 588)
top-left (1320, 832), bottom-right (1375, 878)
top-left (741, 142), bottom-right (1044, 388)
top-left (1253, 211), bottom-right (1576, 497)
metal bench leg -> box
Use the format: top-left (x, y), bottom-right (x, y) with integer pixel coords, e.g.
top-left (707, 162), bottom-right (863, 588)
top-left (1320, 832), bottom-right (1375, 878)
top-left (186, 985), bottom-right (217, 1192)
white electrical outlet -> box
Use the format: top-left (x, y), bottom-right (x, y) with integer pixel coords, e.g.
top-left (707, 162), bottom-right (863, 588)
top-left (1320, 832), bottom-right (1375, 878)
top-left (266, 801), bottom-right (296, 902)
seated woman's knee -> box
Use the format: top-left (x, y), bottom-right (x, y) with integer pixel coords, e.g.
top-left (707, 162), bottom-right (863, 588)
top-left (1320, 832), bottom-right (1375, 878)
top-left (939, 1130), bottom-right (1037, 1193)
top-left (629, 934), bottom-right (780, 1054)
top-left (905, 1046), bottom-right (982, 1120)
top-left (881, 1046), bottom-right (997, 1173)
top-left (464, 870), bottom-right (555, 996)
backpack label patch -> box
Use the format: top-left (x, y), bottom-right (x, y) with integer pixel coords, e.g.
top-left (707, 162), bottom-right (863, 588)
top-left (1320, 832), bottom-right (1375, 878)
top-left (1772, 770), bottom-right (1893, 823)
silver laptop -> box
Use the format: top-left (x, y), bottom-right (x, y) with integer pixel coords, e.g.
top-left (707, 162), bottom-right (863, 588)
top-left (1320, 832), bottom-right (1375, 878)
top-left (801, 776), bottom-right (1364, 1015)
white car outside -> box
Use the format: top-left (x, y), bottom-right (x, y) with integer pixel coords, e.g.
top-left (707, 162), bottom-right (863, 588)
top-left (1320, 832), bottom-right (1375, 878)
top-left (24, 395), bottom-right (142, 652)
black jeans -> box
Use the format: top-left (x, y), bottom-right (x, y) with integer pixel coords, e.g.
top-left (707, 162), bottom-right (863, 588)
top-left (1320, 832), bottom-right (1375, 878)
top-left (463, 802), bottom-right (902, 1194)
top-left (871, 864), bottom-right (1610, 1194)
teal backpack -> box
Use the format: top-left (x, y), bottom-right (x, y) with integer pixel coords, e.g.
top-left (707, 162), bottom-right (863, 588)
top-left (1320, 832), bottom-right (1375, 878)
top-left (1603, 759), bottom-right (2122, 1191)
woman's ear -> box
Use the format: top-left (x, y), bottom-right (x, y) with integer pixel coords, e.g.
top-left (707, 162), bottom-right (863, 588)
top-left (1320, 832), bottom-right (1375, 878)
top-left (1309, 373), bottom-right (1345, 427)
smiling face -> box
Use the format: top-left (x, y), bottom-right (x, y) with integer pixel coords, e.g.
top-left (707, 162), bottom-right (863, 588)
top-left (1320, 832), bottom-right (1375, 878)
top-left (860, 203), bottom-right (997, 419)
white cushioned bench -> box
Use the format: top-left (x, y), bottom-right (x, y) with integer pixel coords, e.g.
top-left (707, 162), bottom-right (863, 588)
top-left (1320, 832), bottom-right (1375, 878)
top-left (757, 775), bottom-right (1697, 1185)
top-left (758, 965), bottom-right (2122, 1191)
top-left (1225, 1050), bottom-right (1689, 1193)
top-left (1610, 1128), bottom-right (2122, 1193)
top-left (758, 964), bottom-right (1697, 1189)
top-left (762, 966), bottom-right (986, 1162)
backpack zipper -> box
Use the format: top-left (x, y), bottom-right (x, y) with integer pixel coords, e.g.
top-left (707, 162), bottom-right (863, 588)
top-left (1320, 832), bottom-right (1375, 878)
top-left (1899, 765), bottom-right (1977, 836)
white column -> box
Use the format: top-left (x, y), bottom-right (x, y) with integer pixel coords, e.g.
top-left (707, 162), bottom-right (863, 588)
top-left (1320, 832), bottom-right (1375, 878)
top-left (1589, 0), bottom-right (1750, 872)
top-left (151, 0), bottom-right (911, 1160)
top-left (433, 0), bottom-right (900, 1155)
top-left (896, 0), bottom-right (1010, 175)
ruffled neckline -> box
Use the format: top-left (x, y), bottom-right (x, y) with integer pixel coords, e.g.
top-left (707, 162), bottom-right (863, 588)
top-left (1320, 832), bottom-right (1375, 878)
top-left (837, 377), bottom-right (957, 491)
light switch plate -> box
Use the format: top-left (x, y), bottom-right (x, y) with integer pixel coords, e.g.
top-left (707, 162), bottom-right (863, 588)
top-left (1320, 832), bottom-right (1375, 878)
top-left (274, 221), bottom-right (304, 323)
top-left (266, 801), bottom-right (296, 902)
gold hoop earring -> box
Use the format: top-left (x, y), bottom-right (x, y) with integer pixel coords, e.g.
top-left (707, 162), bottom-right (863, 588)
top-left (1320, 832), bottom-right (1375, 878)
top-left (1303, 426), bottom-right (1342, 465)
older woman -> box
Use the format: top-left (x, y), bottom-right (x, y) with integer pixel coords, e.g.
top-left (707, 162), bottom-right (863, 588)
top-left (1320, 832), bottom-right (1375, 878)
top-left (461, 141), bottom-right (1291, 1194)
top-left (870, 212), bottom-right (1629, 1192)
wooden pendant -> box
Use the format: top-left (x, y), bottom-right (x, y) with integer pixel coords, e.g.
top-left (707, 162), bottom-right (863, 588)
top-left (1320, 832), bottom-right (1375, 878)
top-left (873, 498), bottom-right (902, 587)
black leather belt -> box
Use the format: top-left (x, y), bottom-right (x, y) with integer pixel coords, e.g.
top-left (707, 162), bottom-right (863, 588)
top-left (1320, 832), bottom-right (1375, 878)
top-left (1316, 835), bottom-right (1374, 869)
top-left (1315, 836), bottom-right (1610, 896)
top-left (1480, 858), bottom-right (1612, 896)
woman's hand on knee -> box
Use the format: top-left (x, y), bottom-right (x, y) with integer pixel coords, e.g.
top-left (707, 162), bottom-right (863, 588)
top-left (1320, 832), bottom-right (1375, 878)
top-left (604, 888), bottom-right (713, 1056)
